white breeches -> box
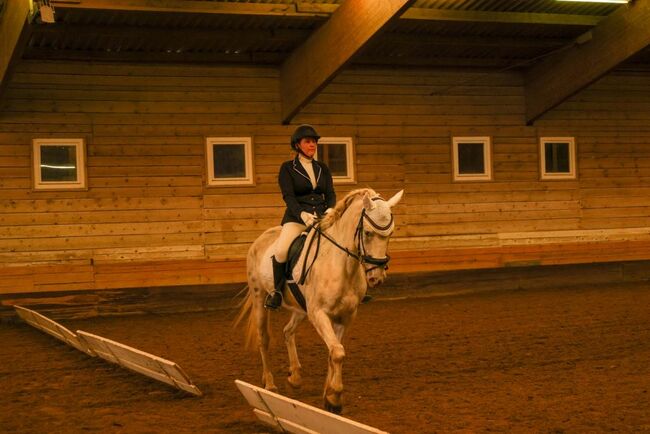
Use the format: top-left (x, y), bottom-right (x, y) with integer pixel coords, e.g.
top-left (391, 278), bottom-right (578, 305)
top-left (274, 222), bottom-right (306, 263)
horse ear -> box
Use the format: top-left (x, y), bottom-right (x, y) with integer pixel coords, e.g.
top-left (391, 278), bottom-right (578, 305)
top-left (386, 190), bottom-right (404, 208)
top-left (363, 192), bottom-right (375, 210)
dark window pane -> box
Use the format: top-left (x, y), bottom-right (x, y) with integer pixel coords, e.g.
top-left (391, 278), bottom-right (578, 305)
top-left (544, 142), bottom-right (570, 173)
top-left (317, 143), bottom-right (347, 176)
top-left (40, 145), bottom-right (77, 182)
top-left (213, 144), bottom-right (245, 178)
top-left (457, 143), bottom-right (485, 174)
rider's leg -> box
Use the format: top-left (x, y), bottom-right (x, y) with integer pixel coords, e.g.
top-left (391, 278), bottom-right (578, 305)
top-left (265, 223), bottom-right (305, 310)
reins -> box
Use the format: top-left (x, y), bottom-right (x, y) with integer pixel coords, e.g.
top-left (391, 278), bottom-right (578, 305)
top-left (298, 197), bottom-right (392, 285)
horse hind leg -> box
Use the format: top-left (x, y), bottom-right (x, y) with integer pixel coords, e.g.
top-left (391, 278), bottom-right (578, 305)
top-left (251, 286), bottom-right (277, 392)
top-left (284, 311), bottom-right (306, 389)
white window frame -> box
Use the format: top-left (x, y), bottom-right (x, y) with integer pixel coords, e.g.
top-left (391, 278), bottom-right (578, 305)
top-left (539, 137), bottom-right (577, 180)
top-left (205, 137), bottom-right (254, 186)
top-left (32, 138), bottom-right (87, 190)
top-left (452, 136), bottom-right (492, 182)
top-left (316, 137), bottom-right (356, 184)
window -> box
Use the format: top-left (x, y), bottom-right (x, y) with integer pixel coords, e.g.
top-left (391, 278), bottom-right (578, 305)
top-left (32, 138), bottom-right (87, 190)
top-left (206, 137), bottom-right (254, 186)
top-left (540, 137), bottom-right (576, 180)
top-left (452, 136), bottom-right (492, 181)
top-left (317, 137), bottom-right (356, 184)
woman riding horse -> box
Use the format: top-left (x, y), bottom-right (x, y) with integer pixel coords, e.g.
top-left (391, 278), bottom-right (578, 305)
top-left (264, 124), bottom-right (336, 310)
top-left (239, 187), bottom-right (403, 413)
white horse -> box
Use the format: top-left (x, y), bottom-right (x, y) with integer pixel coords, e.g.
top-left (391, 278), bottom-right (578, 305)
top-left (237, 188), bottom-right (403, 414)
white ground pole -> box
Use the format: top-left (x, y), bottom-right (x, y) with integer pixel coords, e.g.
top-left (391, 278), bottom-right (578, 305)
top-left (14, 305), bottom-right (95, 356)
top-left (235, 379), bottom-right (390, 434)
top-left (14, 305), bottom-right (201, 396)
top-left (77, 331), bottom-right (202, 396)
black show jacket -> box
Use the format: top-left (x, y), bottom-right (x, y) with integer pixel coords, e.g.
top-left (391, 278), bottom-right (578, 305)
top-left (279, 156), bottom-right (336, 225)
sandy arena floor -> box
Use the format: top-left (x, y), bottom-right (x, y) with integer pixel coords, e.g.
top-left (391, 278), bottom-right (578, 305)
top-left (2, 283), bottom-right (650, 433)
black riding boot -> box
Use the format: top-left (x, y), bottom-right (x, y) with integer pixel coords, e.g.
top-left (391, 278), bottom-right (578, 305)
top-left (264, 256), bottom-right (286, 310)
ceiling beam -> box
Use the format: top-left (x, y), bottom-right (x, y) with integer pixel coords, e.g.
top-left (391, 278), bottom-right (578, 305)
top-left (0, 0), bottom-right (32, 98)
top-left (400, 8), bottom-right (602, 26)
top-left (50, 0), bottom-right (330, 17)
top-left (279, 0), bottom-right (416, 124)
top-left (524, 0), bottom-right (650, 124)
top-left (51, 0), bottom-right (604, 26)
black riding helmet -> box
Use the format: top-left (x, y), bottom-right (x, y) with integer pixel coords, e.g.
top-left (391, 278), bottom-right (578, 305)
top-left (290, 124), bottom-right (320, 151)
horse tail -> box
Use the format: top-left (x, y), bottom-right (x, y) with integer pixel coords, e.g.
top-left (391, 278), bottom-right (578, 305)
top-left (233, 285), bottom-right (270, 351)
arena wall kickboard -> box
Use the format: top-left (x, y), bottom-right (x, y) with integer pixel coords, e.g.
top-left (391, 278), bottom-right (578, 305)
top-left (235, 379), bottom-right (389, 434)
top-left (14, 305), bottom-right (95, 356)
top-left (77, 330), bottom-right (202, 396)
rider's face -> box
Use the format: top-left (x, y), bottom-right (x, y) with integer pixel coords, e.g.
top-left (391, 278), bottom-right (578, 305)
top-left (298, 137), bottom-right (317, 159)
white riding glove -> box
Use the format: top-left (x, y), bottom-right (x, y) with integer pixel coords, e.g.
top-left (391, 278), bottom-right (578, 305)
top-left (300, 211), bottom-right (317, 226)
top-left (324, 208), bottom-right (334, 215)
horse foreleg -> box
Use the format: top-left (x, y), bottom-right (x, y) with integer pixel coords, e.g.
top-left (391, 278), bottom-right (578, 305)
top-left (284, 311), bottom-right (306, 389)
top-left (310, 310), bottom-right (345, 414)
top-left (252, 291), bottom-right (277, 392)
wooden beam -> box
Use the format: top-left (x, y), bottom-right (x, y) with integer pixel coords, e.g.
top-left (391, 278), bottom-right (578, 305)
top-left (279, 0), bottom-right (416, 124)
top-left (524, 0), bottom-right (650, 124)
top-left (50, 0), bottom-right (330, 17)
top-left (51, 0), bottom-right (604, 26)
top-left (400, 8), bottom-right (603, 26)
top-left (0, 0), bottom-right (32, 98)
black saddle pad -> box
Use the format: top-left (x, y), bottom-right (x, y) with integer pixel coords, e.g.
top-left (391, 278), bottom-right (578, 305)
top-left (286, 233), bottom-right (307, 277)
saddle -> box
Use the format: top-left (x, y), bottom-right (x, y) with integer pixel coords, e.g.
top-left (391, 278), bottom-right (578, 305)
top-left (283, 232), bottom-right (310, 311)
top-left (286, 233), bottom-right (307, 278)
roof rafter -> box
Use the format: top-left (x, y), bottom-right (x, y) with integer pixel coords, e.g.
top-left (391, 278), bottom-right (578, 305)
top-left (50, 0), bottom-right (330, 17)
top-left (279, 0), bottom-right (416, 124)
top-left (400, 8), bottom-right (602, 26)
top-left (51, 0), bottom-right (604, 26)
top-left (525, 0), bottom-right (650, 124)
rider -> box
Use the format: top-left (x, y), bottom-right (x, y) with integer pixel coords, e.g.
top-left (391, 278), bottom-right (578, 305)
top-left (264, 124), bottom-right (337, 310)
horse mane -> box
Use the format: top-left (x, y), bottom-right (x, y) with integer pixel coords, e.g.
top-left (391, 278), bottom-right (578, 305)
top-left (319, 188), bottom-right (377, 231)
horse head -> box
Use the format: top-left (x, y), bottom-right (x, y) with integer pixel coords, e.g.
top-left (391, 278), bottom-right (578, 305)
top-left (360, 190), bottom-right (403, 288)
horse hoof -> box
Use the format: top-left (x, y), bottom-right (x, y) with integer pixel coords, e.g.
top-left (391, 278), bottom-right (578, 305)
top-left (324, 399), bottom-right (342, 415)
top-left (287, 375), bottom-right (302, 389)
top-left (264, 383), bottom-right (278, 393)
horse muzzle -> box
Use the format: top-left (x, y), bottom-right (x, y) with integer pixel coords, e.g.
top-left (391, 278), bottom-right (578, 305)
top-left (366, 266), bottom-right (387, 288)
top-left (363, 254), bottom-right (390, 287)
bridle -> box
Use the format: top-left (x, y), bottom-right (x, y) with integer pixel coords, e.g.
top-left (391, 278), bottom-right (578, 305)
top-left (354, 200), bottom-right (393, 272)
top-left (298, 197), bottom-right (393, 284)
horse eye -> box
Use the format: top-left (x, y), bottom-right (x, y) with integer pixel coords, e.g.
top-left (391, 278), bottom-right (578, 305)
top-left (364, 230), bottom-right (372, 238)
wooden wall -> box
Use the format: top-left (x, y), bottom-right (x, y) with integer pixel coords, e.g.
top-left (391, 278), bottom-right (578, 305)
top-left (1, 60), bottom-right (650, 294)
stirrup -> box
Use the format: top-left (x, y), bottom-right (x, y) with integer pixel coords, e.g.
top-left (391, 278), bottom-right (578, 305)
top-left (264, 291), bottom-right (283, 310)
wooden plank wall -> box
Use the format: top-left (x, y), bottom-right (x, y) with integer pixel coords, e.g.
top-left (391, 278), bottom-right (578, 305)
top-left (1, 60), bottom-right (650, 294)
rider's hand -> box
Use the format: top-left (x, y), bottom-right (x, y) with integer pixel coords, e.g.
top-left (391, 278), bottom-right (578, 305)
top-left (300, 211), bottom-right (317, 226)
